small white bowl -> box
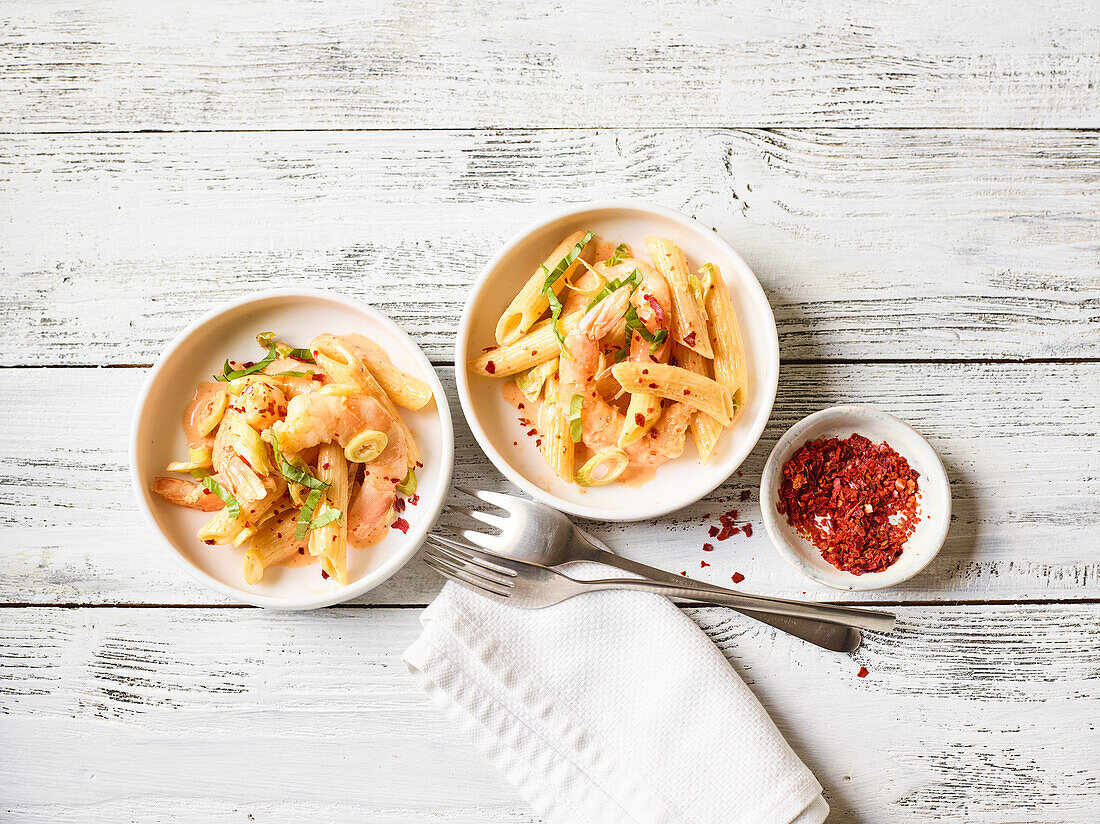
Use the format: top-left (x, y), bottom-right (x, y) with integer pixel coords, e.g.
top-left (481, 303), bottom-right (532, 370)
top-left (760, 406), bottom-right (951, 591)
top-left (130, 289), bottom-right (453, 608)
top-left (455, 202), bottom-right (779, 521)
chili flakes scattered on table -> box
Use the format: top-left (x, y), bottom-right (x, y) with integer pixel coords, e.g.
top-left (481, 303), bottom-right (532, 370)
top-left (777, 433), bottom-right (921, 575)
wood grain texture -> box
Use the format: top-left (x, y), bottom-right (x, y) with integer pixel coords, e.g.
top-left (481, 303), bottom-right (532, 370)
top-left (2, 364), bottom-right (1096, 606)
top-left (2, 0), bottom-right (1099, 131)
top-left (2, 129), bottom-right (1098, 364)
top-left (2, 605), bottom-right (1096, 822)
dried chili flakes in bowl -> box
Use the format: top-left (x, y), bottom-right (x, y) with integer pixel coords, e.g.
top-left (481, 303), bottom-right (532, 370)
top-left (776, 434), bottom-right (920, 574)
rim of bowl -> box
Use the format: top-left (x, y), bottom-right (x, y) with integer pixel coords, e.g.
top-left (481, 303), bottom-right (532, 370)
top-left (760, 405), bottom-right (951, 591)
top-left (129, 287), bottom-right (454, 609)
top-left (454, 200), bottom-right (780, 521)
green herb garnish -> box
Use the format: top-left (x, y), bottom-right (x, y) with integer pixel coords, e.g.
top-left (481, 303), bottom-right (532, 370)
top-left (270, 433), bottom-right (329, 491)
top-left (296, 488), bottom-right (324, 539)
top-left (606, 243), bottom-right (629, 266)
top-left (189, 469), bottom-right (240, 518)
top-left (567, 394), bottom-right (584, 443)
top-left (215, 346), bottom-right (279, 382)
top-left (624, 304), bottom-right (668, 354)
top-left (540, 231), bottom-right (594, 352)
top-left (586, 267), bottom-right (641, 312)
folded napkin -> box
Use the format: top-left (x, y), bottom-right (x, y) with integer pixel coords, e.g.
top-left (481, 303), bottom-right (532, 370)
top-left (403, 565), bottom-right (829, 824)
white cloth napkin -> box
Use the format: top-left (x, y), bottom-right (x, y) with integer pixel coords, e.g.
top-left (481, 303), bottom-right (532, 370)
top-left (403, 566), bottom-right (829, 824)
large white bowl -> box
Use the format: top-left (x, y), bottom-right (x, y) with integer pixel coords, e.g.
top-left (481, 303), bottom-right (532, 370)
top-left (760, 406), bottom-right (951, 591)
top-left (455, 202), bottom-right (779, 521)
top-left (130, 289), bottom-right (453, 608)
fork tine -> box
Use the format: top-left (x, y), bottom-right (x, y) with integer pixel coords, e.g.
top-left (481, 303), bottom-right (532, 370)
top-left (427, 539), bottom-right (518, 580)
top-left (423, 555), bottom-right (513, 599)
top-left (449, 505), bottom-right (508, 531)
top-left (435, 522), bottom-right (499, 549)
top-left (454, 486), bottom-right (516, 510)
top-left (436, 538), bottom-right (533, 577)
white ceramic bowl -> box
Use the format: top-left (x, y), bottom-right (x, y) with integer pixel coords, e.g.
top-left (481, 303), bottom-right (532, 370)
top-left (760, 406), bottom-right (951, 591)
top-left (455, 202), bottom-right (779, 521)
top-left (130, 289), bottom-right (453, 608)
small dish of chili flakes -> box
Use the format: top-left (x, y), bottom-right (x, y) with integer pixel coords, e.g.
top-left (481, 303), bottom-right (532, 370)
top-left (760, 406), bottom-right (951, 591)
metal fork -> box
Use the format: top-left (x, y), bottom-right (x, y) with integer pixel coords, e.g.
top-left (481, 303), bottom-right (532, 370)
top-left (425, 534), bottom-right (895, 633)
top-left (439, 487), bottom-right (885, 648)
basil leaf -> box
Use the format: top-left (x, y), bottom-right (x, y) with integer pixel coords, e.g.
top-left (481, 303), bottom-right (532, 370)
top-left (567, 394), bottom-right (584, 443)
top-left (196, 474), bottom-right (240, 518)
top-left (307, 503), bottom-right (343, 531)
top-left (296, 488), bottom-right (324, 539)
top-left (214, 346), bottom-right (279, 382)
top-left (270, 433), bottom-right (329, 491)
top-left (287, 348), bottom-right (315, 363)
top-left (272, 370), bottom-right (312, 377)
top-left (586, 267), bottom-right (641, 312)
top-left (606, 243), bottom-right (629, 266)
top-left (540, 231), bottom-right (594, 352)
top-left (624, 304), bottom-right (669, 355)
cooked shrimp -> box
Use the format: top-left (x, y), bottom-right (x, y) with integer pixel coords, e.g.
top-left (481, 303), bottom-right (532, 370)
top-left (559, 283), bottom-right (691, 469)
top-left (153, 477), bottom-right (225, 511)
top-left (211, 411), bottom-right (270, 502)
top-left (261, 358), bottom-right (325, 398)
top-left (346, 474), bottom-right (397, 546)
top-left (235, 379), bottom-right (288, 430)
top-left (268, 394), bottom-right (408, 482)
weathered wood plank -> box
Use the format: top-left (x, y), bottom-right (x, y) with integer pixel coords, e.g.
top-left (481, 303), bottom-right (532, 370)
top-left (1, 605), bottom-right (1096, 822)
top-left (2, 0), bottom-right (1098, 130)
top-left (1, 364), bottom-right (1096, 606)
top-left (2, 129), bottom-right (1097, 364)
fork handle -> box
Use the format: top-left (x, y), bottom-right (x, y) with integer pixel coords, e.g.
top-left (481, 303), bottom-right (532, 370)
top-left (576, 545), bottom-right (863, 651)
top-left (578, 577), bottom-right (896, 633)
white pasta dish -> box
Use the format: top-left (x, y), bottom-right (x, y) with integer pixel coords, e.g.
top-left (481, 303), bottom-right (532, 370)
top-left (153, 331), bottom-right (431, 586)
top-left (469, 232), bottom-right (749, 487)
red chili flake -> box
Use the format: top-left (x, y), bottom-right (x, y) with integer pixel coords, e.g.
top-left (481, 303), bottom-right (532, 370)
top-left (394, 497), bottom-right (406, 513)
top-left (203, 539), bottom-right (215, 545)
top-left (703, 512), bottom-right (711, 519)
top-left (776, 434), bottom-right (921, 575)
top-left (311, 373), bottom-right (324, 381)
top-left (716, 525), bottom-right (740, 540)
top-left (409, 494), bottom-right (419, 505)
top-left (680, 570), bottom-right (687, 576)
top-left (482, 346), bottom-right (496, 352)
top-left (298, 548), bottom-right (305, 555)
top-left (683, 389), bottom-right (690, 395)
top-left (731, 572), bottom-right (745, 584)
top-left (700, 560), bottom-right (710, 568)
top-left (392, 517), bottom-right (410, 534)
top-left (517, 403), bottom-right (525, 410)
top-left (416, 461), bottom-right (423, 469)
top-left (202, 488), bottom-right (212, 495)
top-left (669, 355), bottom-right (679, 367)
top-left (526, 428), bottom-right (537, 437)
top-left (648, 382), bottom-right (658, 389)
top-left (702, 543), bottom-right (714, 551)
top-left (321, 569), bottom-right (330, 579)
top-left (742, 523), bottom-right (753, 537)
top-left (642, 368), bottom-right (649, 375)
top-left (243, 361), bottom-right (255, 369)
top-left (708, 526), bottom-right (719, 538)
top-left (535, 439), bottom-right (542, 447)
top-left (683, 331), bottom-right (696, 347)
top-left (740, 489), bottom-right (751, 501)
top-left (635, 413), bottom-right (646, 426)
top-left (513, 440), bottom-right (518, 445)
top-left (857, 667), bottom-right (869, 678)
top-left (643, 294), bottom-right (665, 324)
top-left (737, 471), bottom-right (743, 477)
top-left (485, 360), bottom-right (496, 374)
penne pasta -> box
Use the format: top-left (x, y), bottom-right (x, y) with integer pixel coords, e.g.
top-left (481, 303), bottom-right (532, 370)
top-left (702, 264), bottom-right (749, 426)
top-left (618, 391), bottom-right (662, 446)
top-left (495, 230), bottom-right (593, 345)
top-left (242, 508), bottom-right (308, 585)
top-left (538, 385), bottom-right (575, 482)
top-left (675, 344), bottom-right (723, 464)
top-left (611, 362), bottom-right (733, 426)
top-left (309, 444), bottom-right (350, 584)
top-left (644, 237), bottom-right (714, 359)
top-left (338, 334), bottom-right (433, 411)
top-left (469, 308), bottom-right (583, 377)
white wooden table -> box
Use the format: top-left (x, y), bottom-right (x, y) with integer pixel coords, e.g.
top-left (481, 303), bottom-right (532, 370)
top-left (2, 2), bottom-right (1098, 821)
